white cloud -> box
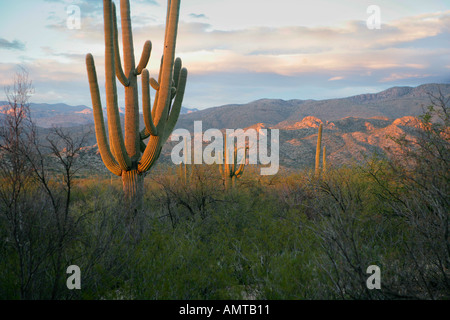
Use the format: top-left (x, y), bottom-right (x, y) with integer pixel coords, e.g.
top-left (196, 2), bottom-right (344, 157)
top-left (1, 1), bottom-right (449, 108)
top-left (380, 73), bottom-right (434, 82)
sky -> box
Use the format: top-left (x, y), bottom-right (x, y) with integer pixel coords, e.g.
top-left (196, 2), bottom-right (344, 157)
top-left (0, 0), bottom-right (449, 110)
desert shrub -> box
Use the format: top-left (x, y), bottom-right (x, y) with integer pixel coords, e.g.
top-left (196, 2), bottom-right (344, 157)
top-left (1, 90), bottom-right (447, 300)
top-left (147, 165), bottom-right (225, 228)
top-left (365, 95), bottom-right (450, 299)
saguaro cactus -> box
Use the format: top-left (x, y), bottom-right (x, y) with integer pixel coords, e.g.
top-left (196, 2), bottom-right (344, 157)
top-left (178, 139), bottom-right (194, 184)
top-left (315, 123), bottom-right (323, 177)
top-left (219, 134), bottom-right (248, 189)
top-left (323, 145), bottom-right (327, 173)
top-left (178, 162), bottom-right (195, 184)
top-left (86, 0), bottom-right (187, 205)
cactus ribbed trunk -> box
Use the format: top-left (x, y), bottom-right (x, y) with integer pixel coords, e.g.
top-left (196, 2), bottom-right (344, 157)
top-left (223, 175), bottom-right (230, 190)
top-left (122, 168), bottom-right (143, 208)
top-left (315, 123), bottom-right (323, 177)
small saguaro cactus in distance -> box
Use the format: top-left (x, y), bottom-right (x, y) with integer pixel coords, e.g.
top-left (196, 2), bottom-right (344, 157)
top-left (177, 139), bottom-right (194, 184)
top-left (86, 0), bottom-right (187, 207)
top-left (178, 162), bottom-right (195, 184)
top-left (315, 123), bottom-right (323, 177)
top-left (219, 134), bottom-right (248, 190)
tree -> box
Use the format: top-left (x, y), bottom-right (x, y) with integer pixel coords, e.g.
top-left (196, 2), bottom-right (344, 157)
top-left (0, 68), bottom-right (89, 299)
top-left (0, 67), bottom-right (38, 298)
top-left (365, 88), bottom-right (450, 299)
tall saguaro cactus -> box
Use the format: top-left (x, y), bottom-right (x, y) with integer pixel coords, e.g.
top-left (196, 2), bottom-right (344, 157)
top-left (219, 134), bottom-right (248, 190)
top-left (315, 123), bottom-right (323, 177)
top-left (86, 0), bottom-right (187, 205)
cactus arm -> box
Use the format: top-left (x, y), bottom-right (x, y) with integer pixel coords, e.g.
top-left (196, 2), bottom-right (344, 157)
top-left (170, 87), bottom-right (177, 100)
top-left (138, 136), bottom-right (161, 172)
top-left (162, 67), bottom-right (187, 143)
top-left (163, 0), bottom-right (172, 52)
top-left (120, 0), bottom-right (136, 78)
top-left (138, 0), bottom-right (183, 174)
top-left (136, 40), bottom-right (152, 75)
top-left (112, 2), bottom-right (129, 87)
top-left (141, 69), bottom-right (158, 137)
top-left (173, 57), bottom-right (182, 89)
top-left (140, 130), bottom-right (150, 140)
top-left (153, 0), bottom-right (180, 127)
top-left (323, 145), bottom-right (327, 172)
top-left (235, 166), bottom-right (245, 178)
top-left (150, 78), bottom-right (160, 91)
top-left (219, 135), bottom-right (247, 188)
top-left (234, 147), bottom-right (247, 178)
top-left (140, 0), bottom-right (181, 172)
top-left (104, 0), bottom-right (131, 171)
top-left (86, 53), bottom-right (122, 176)
top-left (151, 55), bottom-right (164, 121)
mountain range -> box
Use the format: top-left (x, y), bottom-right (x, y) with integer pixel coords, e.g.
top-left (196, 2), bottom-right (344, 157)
top-left (0, 102), bottom-right (199, 128)
top-left (174, 83), bottom-right (450, 132)
top-left (1, 83), bottom-right (449, 171)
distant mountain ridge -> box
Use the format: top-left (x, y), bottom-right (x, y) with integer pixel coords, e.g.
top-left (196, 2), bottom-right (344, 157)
top-left (175, 83), bottom-right (450, 131)
top-left (346, 84), bottom-right (446, 103)
top-left (2, 83), bottom-right (448, 129)
top-left (1, 83), bottom-right (448, 170)
top-left (0, 101), bottom-right (198, 128)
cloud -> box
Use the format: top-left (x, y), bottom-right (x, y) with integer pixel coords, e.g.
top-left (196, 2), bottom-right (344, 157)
top-left (136, 0), bottom-right (159, 5)
top-left (328, 76), bottom-right (344, 81)
top-left (3, 3), bottom-right (449, 109)
top-left (0, 38), bottom-right (26, 51)
top-left (380, 73), bottom-right (434, 82)
top-left (189, 13), bottom-right (208, 20)
top-left (175, 11), bottom-right (450, 54)
top-left (44, 3), bottom-right (450, 77)
top-left (168, 11), bottom-right (450, 83)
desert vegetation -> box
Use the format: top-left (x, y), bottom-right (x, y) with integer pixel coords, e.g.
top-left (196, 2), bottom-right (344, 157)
top-left (0, 68), bottom-right (448, 299)
top-left (0, 0), bottom-right (448, 301)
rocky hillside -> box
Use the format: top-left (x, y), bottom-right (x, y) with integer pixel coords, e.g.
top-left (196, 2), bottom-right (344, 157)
top-left (1, 83), bottom-right (448, 171)
top-left (175, 83), bottom-right (450, 132)
top-left (157, 115), bottom-right (425, 169)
